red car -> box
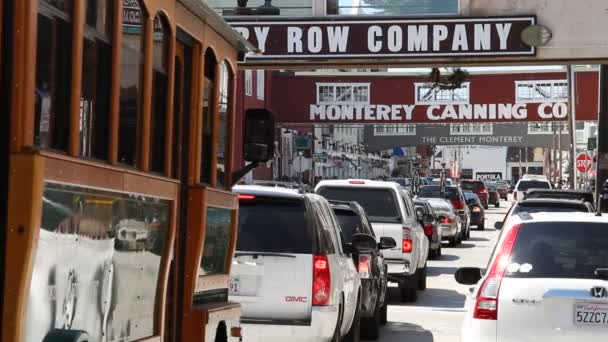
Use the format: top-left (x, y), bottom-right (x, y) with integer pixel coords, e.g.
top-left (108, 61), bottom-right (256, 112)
top-left (460, 180), bottom-right (489, 209)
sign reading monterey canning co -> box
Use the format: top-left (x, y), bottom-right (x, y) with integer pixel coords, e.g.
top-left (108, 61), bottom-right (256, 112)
top-left (229, 16), bottom-right (536, 59)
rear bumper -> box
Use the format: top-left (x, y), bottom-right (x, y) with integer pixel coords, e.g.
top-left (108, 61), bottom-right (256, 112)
top-left (440, 223), bottom-right (458, 238)
top-left (386, 259), bottom-right (415, 278)
top-left (241, 306), bottom-right (339, 342)
top-left (470, 213), bottom-right (484, 225)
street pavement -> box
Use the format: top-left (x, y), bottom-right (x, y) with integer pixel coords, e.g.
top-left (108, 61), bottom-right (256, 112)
top-left (376, 201), bottom-right (509, 342)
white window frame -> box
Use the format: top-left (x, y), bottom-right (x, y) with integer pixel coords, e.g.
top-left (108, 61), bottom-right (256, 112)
top-left (373, 124), bottom-right (417, 136)
top-left (256, 70), bottom-right (265, 100)
top-left (316, 83), bottom-right (371, 105)
top-left (450, 123), bottom-right (494, 135)
top-left (244, 70), bottom-right (253, 96)
top-left (415, 82), bottom-right (470, 105)
top-left (527, 122), bottom-right (568, 135)
top-left (515, 80), bottom-right (568, 103)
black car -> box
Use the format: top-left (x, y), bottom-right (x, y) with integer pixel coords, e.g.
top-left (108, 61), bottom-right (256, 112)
top-left (523, 188), bottom-right (595, 207)
top-left (330, 200), bottom-right (396, 340)
top-left (464, 192), bottom-right (486, 230)
top-left (495, 198), bottom-right (595, 230)
top-left (414, 199), bottom-right (442, 259)
top-left (417, 185), bottom-right (472, 240)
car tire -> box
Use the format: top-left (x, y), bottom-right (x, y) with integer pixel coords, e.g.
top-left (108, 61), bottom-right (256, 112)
top-left (331, 303), bottom-right (344, 342)
top-left (484, 205), bottom-right (489, 210)
top-left (361, 303), bottom-right (381, 340)
top-left (417, 264), bottom-right (427, 291)
top-left (478, 222), bottom-right (485, 230)
top-left (437, 244), bottom-right (442, 257)
top-left (448, 237), bottom-right (457, 247)
top-left (495, 202), bottom-right (500, 208)
top-left (399, 275), bottom-right (418, 302)
top-left (344, 297), bottom-right (361, 342)
top-left (43, 330), bottom-right (89, 342)
top-left (380, 302), bottom-right (388, 326)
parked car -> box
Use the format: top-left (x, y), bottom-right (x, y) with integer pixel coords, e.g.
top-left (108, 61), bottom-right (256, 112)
top-left (494, 198), bottom-right (595, 231)
top-left (460, 180), bottom-right (489, 209)
top-left (232, 185), bottom-right (377, 342)
top-left (421, 198), bottom-right (462, 247)
top-left (417, 185), bottom-right (471, 240)
top-left (330, 200), bottom-right (396, 340)
top-left (512, 176), bottom-right (552, 201)
top-left (487, 184), bottom-right (500, 208)
top-left (456, 212), bottom-right (608, 342)
top-left (464, 192), bottom-right (486, 230)
top-left (316, 179), bottom-right (429, 302)
top-left (414, 199), bottom-right (442, 259)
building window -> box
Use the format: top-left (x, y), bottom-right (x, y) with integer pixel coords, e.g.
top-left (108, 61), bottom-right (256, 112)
top-left (527, 122), bottom-right (568, 135)
top-left (373, 124), bottom-right (417, 136)
top-left (415, 83), bottom-right (470, 104)
top-left (330, 0), bottom-right (459, 15)
top-left (256, 70), bottom-right (264, 100)
top-left (35, 0), bottom-right (74, 151)
top-left (149, 14), bottom-right (170, 173)
top-left (217, 62), bottom-right (233, 188)
top-left (118, 0), bottom-right (145, 166)
top-left (450, 123), bottom-right (494, 135)
top-left (80, 0), bottom-right (113, 159)
top-left (244, 70), bottom-right (253, 96)
top-left (515, 80), bottom-right (568, 103)
top-left (316, 83), bottom-right (370, 104)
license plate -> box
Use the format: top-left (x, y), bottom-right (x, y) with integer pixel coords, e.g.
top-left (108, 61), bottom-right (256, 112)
top-left (574, 303), bottom-right (608, 327)
top-left (229, 278), bottom-right (240, 295)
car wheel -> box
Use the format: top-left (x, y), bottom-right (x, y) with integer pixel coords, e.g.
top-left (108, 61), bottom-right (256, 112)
top-left (43, 330), bottom-right (89, 342)
top-left (361, 303), bottom-right (381, 340)
top-left (344, 297), bottom-right (361, 342)
top-left (437, 244), bottom-right (442, 257)
top-left (380, 303), bottom-right (388, 326)
top-left (456, 232), bottom-right (463, 245)
top-left (478, 222), bottom-right (485, 230)
top-left (417, 264), bottom-right (427, 291)
top-left (466, 226), bottom-right (471, 240)
top-left (331, 303), bottom-right (344, 342)
top-left (484, 205), bottom-right (489, 210)
top-left (495, 202), bottom-right (500, 208)
top-left (448, 237), bottom-right (457, 247)
top-left (399, 275), bottom-right (418, 302)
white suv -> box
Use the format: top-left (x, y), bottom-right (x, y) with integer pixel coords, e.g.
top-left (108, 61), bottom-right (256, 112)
top-left (316, 179), bottom-right (429, 302)
top-left (231, 185), bottom-right (376, 342)
top-left (513, 176), bottom-right (552, 201)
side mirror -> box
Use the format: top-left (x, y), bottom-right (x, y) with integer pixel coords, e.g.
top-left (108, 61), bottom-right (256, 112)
top-left (378, 236), bottom-right (397, 250)
top-left (350, 233), bottom-right (378, 253)
top-left (243, 109), bottom-right (275, 163)
top-left (454, 267), bottom-right (482, 285)
top-left (415, 208), bottom-right (425, 221)
top-left (423, 214), bottom-right (434, 225)
top-left (494, 221), bottom-right (503, 230)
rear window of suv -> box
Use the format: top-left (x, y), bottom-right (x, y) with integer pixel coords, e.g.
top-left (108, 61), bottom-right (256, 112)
top-left (506, 222), bottom-right (608, 279)
top-left (512, 203), bottom-right (590, 215)
top-left (237, 198), bottom-right (313, 254)
top-left (516, 180), bottom-right (551, 191)
top-left (417, 186), bottom-right (460, 201)
top-left (333, 209), bottom-right (363, 242)
top-left (317, 187), bottom-right (401, 223)
top-left (460, 181), bottom-right (485, 191)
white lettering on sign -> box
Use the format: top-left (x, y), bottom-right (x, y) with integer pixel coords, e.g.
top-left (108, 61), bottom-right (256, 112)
top-left (309, 102), bottom-right (563, 122)
top-left (433, 25), bottom-right (449, 51)
top-left (474, 24), bottom-right (491, 50)
top-left (327, 26), bottom-right (350, 52)
top-left (368, 26), bottom-right (383, 52)
top-left (254, 27), bottom-right (270, 51)
top-left (408, 25), bottom-right (428, 51)
top-left (452, 24), bottom-right (469, 51)
top-left (287, 27), bottom-right (303, 53)
top-left (496, 23), bottom-right (512, 50)
top-left (308, 26), bottom-right (323, 53)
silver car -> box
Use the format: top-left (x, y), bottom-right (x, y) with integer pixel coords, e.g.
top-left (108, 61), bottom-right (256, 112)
top-left (421, 198), bottom-right (462, 247)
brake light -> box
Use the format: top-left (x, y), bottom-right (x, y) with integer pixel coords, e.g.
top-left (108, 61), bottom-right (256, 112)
top-left (480, 189), bottom-right (488, 194)
top-left (472, 206), bottom-right (481, 213)
top-left (424, 224), bottom-right (434, 236)
top-left (451, 200), bottom-right (465, 210)
top-left (402, 227), bottom-right (413, 253)
top-left (474, 224), bottom-right (521, 320)
top-left (312, 255), bottom-right (331, 306)
top-left (441, 217), bottom-right (453, 224)
top-left (349, 180), bottom-right (365, 184)
top-left (358, 255), bottom-right (371, 279)
top-left (238, 194), bottom-right (256, 200)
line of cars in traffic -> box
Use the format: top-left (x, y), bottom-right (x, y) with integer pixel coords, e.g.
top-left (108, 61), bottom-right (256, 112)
top-left (453, 181), bottom-right (607, 341)
top-left (229, 176), bottom-right (494, 341)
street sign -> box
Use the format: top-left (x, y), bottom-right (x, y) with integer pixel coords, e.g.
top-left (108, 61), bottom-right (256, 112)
top-left (576, 154), bottom-right (593, 173)
top-left (588, 137), bottom-right (597, 150)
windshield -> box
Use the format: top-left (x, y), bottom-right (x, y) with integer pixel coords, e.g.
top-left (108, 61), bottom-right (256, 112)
top-left (333, 209), bottom-right (363, 242)
top-left (418, 186), bottom-right (460, 201)
top-left (238, 198), bottom-right (313, 254)
top-left (317, 187), bottom-right (401, 223)
top-left (423, 198), bottom-right (454, 213)
top-left (506, 222), bottom-right (608, 279)
top-left (517, 180), bottom-right (552, 191)
top-left (464, 192), bottom-right (478, 201)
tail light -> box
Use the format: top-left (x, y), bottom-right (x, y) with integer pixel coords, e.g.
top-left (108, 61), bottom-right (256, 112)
top-left (472, 206), bottom-right (482, 213)
top-left (451, 200), bottom-right (465, 210)
top-left (474, 224), bottom-right (521, 320)
top-left (440, 217), bottom-right (453, 224)
top-left (423, 224), bottom-right (434, 236)
top-left (312, 255), bottom-right (331, 306)
top-left (238, 194), bottom-right (256, 200)
top-left (358, 255), bottom-right (371, 279)
top-left (480, 188), bottom-right (488, 194)
top-left (402, 227), bottom-right (413, 253)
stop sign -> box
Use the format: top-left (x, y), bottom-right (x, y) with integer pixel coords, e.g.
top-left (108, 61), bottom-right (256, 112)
top-left (576, 154), bottom-right (593, 173)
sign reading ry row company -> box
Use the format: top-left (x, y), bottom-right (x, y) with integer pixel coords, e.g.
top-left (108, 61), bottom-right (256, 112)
top-left (228, 16), bottom-right (536, 60)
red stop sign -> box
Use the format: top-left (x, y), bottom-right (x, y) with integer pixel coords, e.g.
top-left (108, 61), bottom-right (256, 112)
top-left (576, 154), bottom-right (593, 173)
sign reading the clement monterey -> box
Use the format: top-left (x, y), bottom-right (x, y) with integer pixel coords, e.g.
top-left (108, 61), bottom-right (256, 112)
top-left (229, 16), bottom-right (536, 59)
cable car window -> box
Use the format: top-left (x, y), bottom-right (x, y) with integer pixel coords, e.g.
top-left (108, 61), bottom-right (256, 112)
top-left (35, 1), bottom-right (73, 151)
top-left (216, 62), bottom-right (232, 188)
top-left (80, 0), bottom-right (113, 159)
top-left (150, 14), bottom-right (169, 173)
top-left (199, 207), bottom-right (233, 276)
top-left (201, 49), bottom-right (216, 184)
top-left (118, 0), bottom-right (145, 166)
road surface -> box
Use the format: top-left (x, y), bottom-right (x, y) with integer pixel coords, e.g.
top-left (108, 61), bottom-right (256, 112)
top-left (377, 202), bottom-right (509, 342)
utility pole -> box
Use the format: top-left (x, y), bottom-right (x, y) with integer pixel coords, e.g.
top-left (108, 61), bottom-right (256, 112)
top-left (596, 65), bottom-right (608, 211)
top-left (558, 123), bottom-right (563, 183)
top-left (567, 65), bottom-right (577, 189)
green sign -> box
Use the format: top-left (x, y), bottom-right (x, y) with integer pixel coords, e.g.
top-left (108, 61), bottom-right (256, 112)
top-left (588, 137), bottom-right (597, 151)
